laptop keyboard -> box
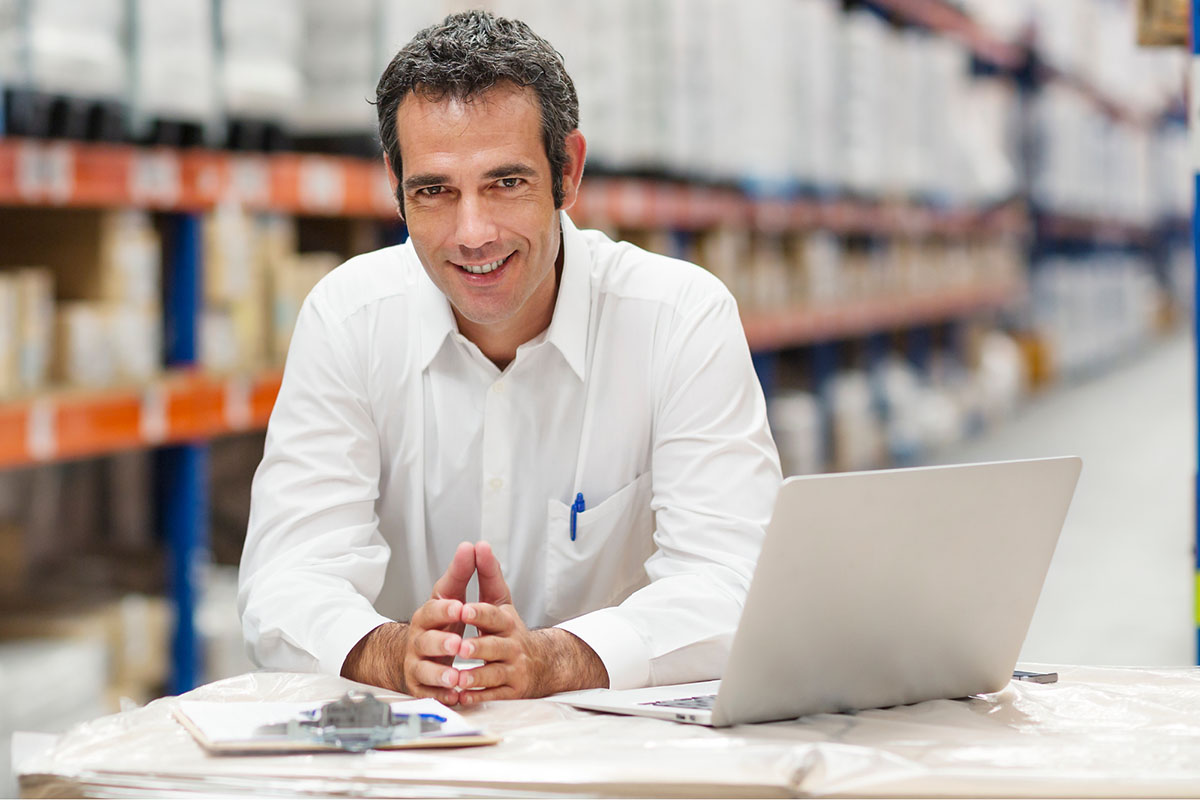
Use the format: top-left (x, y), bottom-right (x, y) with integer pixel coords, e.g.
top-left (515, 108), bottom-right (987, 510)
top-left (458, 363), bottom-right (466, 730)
top-left (642, 694), bottom-right (717, 710)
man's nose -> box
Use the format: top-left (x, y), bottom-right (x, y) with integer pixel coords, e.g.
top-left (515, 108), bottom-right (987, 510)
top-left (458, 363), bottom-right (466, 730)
top-left (454, 194), bottom-right (499, 251)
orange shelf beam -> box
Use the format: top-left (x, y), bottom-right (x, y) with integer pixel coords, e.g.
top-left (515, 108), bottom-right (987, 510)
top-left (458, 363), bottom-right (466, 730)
top-left (742, 283), bottom-right (1025, 351)
top-left (0, 368), bottom-right (284, 469)
top-left (0, 139), bottom-right (398, 218)
top-left (572, 178), bottom-right (1028, 238)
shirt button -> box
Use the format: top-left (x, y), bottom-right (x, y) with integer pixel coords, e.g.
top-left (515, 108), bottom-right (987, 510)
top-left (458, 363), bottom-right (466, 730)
top-left (489, 477), bottom-right (504, 490)
top-left (492, 382), bottom-right (505, 394)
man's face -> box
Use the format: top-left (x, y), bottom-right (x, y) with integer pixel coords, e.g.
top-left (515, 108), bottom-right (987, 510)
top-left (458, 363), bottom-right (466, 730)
top-left (395, 84), bottom-right (564, 343)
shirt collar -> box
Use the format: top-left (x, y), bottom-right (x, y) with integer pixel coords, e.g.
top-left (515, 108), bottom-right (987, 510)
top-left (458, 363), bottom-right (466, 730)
top-left (544, 211), bottom-right (589, 381)
top-left (416, 252), bottom-right (457, 372)
top-left (415, 210), bottom-right (590, 378)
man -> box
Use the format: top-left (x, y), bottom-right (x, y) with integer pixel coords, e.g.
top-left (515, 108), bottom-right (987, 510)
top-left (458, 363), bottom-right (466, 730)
top-left (238, 10), bottom-right (780, 707)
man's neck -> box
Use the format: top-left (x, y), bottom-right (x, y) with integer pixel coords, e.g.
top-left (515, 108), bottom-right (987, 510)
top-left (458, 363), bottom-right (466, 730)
top-left (457, 246), bottom-right (565, 371)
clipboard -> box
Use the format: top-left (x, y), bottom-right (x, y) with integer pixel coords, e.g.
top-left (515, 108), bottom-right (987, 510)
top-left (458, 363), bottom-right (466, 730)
top-left (174, 693), bottom-right (500, 754)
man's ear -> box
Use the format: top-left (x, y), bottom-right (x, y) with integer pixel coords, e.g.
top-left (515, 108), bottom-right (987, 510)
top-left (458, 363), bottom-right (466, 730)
top-left (382, 153), bottom-right (404, 220)
top-left (557, 129), bottom-right (587, 212)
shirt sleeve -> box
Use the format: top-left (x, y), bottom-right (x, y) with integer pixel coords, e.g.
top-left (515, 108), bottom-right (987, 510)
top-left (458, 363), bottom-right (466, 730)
top-left (558, 288), bottom-right (782, 688)
top-left (238, 291), bottom-right (394, 676)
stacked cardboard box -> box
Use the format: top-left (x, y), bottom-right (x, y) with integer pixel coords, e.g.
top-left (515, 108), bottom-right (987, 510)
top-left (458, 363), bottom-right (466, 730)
top-left (203, 205), bottom-right (268, 372)
top-left (0, 209), bottom-right (161, 389)
top-left (0, 269), bottom-right (53, 399)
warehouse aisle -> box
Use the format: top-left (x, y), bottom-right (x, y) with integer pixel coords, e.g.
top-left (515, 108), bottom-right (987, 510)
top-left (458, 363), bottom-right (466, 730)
top-left (929, 328), bottom-right (1195, 667)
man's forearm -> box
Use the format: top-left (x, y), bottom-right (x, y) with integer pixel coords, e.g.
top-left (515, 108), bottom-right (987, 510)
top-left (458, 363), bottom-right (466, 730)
top-left (530, 628), bottom-right (609, 695)
top-left (341, 621), bottom-right (410, 692)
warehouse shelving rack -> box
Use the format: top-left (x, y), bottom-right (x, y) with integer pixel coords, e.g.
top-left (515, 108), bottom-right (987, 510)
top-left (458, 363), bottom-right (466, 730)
top-left (0, 0), bottom-right (1187, 690)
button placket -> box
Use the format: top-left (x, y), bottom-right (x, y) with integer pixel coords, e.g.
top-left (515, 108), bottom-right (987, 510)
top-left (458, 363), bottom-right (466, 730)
top-left (479, 378), bottom-right (513, 557)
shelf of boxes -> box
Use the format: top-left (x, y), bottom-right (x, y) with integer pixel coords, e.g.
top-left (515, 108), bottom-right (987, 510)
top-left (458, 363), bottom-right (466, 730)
top-left (867, 0), bottom-right (1182, 128)
top-left (0, 368), bottom-right (283, 470)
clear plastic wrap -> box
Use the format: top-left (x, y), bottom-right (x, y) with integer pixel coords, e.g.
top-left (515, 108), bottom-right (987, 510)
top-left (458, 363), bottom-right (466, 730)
top-left (18, 665), bottom-right (1200, 798)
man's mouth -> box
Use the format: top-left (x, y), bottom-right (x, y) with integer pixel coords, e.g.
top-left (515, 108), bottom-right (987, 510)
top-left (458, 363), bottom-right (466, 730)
top-left (454, 252), bottom-right (513, 275)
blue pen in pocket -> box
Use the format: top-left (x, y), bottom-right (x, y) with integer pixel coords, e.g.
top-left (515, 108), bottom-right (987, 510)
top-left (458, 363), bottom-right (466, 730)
top-left (570, 492), bottom-right (585, 541)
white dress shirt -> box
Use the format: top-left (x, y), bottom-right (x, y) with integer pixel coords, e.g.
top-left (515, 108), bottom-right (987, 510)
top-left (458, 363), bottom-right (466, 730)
top-left (239, 212), bottom-right (781, 690)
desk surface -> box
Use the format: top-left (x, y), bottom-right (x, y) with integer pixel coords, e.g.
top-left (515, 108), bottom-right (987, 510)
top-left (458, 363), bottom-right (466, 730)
top-left (19, 665), bottom-right (1200, 798)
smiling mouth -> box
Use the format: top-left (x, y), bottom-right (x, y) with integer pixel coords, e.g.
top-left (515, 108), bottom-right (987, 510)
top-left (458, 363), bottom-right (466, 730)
top-left (454, 252), bottom-right (513, 275)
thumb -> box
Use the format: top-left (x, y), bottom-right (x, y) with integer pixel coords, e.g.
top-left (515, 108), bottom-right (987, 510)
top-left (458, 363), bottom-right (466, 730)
top-left (474, 541), bottom-right (512, 607)
top-left (432, 541), bottom-right (476, 602)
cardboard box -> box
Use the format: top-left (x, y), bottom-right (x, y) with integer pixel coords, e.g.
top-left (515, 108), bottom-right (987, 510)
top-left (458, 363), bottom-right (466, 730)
top-left (0, 209), bottom-right (160, 306)
top-left (0, 274), bottom-right (17, 398)
top-left (15, 268), bottom-right (54, 393)
top-left (1138, 0), bottom-right (1187, 46)
top-left (53, 302), bottom-right (115, 387)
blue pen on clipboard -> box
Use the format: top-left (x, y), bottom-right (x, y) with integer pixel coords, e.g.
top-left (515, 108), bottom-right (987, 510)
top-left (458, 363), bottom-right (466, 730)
top-left (570, 492), bottom-right (585, 541)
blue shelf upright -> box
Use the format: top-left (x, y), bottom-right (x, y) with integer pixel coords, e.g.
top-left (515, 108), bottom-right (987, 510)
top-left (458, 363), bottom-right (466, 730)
top-left (162, 212), bottom-right (209, 694)
top-left (1192, 0), bottom-right (1199, 665)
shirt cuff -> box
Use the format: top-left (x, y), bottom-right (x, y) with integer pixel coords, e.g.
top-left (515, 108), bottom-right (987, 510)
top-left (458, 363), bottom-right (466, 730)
top-left (556, 609), bottom-right (651, 690)
top-left (315, 607), bottom-right (395, 678)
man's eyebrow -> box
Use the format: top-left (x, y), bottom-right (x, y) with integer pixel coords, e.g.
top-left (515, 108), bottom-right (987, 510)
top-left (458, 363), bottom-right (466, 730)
top-left (402, 173), bottom-right (449, 192)
top-left (482, 163), bottom-right (537, 180)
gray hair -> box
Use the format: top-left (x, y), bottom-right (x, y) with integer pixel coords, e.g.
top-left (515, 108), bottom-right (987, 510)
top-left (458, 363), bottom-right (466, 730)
top-left (376, 10), bottom-right (580, 214)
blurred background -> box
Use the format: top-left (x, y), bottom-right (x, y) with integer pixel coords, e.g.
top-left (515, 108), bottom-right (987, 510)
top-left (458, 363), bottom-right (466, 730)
top-left (0, 0), bottom-right (1192, 791)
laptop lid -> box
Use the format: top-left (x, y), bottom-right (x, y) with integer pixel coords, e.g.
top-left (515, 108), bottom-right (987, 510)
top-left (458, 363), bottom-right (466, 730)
top-left (711, 456), bottom-right (1081, 726)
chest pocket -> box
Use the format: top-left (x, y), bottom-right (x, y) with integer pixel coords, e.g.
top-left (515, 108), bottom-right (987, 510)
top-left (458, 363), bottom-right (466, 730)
top-left (544, 472), bottom-right (656, 624)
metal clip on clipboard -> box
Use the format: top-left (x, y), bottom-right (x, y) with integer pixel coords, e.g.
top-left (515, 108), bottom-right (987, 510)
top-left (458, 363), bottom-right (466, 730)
top-left (255, 691), bottom-right (446, 752)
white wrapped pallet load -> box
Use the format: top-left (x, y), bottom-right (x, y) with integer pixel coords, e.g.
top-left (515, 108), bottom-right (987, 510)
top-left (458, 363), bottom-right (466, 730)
top-left (826, 370), bottom-right (884, 473)
top-left (24, 0), bottom-right (126, 98)
top-left (377, 2), bottom-right (446, 73)
top-left (927, 38), bottom-right (971, 204)
top-left (660, 0), bottom-right (710, 177)
top-left (871, 355), bottom-right (925, 464)
top-left (705, 0), bottom-right (744, 181)
top-left (769, 391), bottom-right (824, 477)
top-left (976, 331), bottom-right (1026, 424)
top-left (219, 0), bottom-right (302, 120)
top-left (794, 0), bottom-right (841, 191)
top-left (565, 0), bottom-right (621, 169)
top-left (958, 77), bottom-right (1020, 204)
top-left (293, 0), bottom-right (376, 135)
top-left (130, 0), bottom-right (217, 132)
top-left (891, 31), bottom-right (928, 199)
top-left (1156, 124), bottom-right (1190, 221)
top-left (839, 9), bottom-right (887, 197)
top-left (0, 0), bottom-right (22, 87)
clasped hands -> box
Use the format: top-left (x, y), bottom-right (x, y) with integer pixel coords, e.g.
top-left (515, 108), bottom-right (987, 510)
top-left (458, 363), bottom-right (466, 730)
top-left (342, 540), bottom-right (608, 705)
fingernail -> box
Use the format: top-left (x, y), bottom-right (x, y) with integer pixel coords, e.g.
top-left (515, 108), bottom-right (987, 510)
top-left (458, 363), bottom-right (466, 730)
top-left (461, 641), bottom-right (473, 657)
top-left (442, 670), bottom-right (456, 687)
top-left (444, 637), bottom-right (458, 655)
top-left (462, 605), bottom-right (476, 621)
top-left (460, 672), bottom-right (473, 688)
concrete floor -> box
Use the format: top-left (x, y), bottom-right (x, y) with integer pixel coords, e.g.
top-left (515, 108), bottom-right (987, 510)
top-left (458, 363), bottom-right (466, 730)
top-left (929, 328), bottom-right (1196, 667)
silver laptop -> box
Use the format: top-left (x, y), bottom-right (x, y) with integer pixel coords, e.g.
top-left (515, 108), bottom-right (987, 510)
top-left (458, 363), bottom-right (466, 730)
top-left (556, 456), bottom-right (1082, 727)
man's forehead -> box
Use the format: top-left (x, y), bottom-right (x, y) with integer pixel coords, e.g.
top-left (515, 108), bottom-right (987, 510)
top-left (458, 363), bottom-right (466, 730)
top-left (398, 82), bottom-right (539, 122)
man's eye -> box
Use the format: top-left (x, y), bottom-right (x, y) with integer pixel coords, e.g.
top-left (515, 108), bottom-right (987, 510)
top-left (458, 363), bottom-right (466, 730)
top-left (417, 186), bottom-right (444, 197)
top-left (498, 177), bottom-right (522, 189)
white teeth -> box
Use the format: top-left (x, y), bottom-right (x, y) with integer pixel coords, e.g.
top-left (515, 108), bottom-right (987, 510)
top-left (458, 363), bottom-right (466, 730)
top-left (459, 255), bottom-right (507, 275)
